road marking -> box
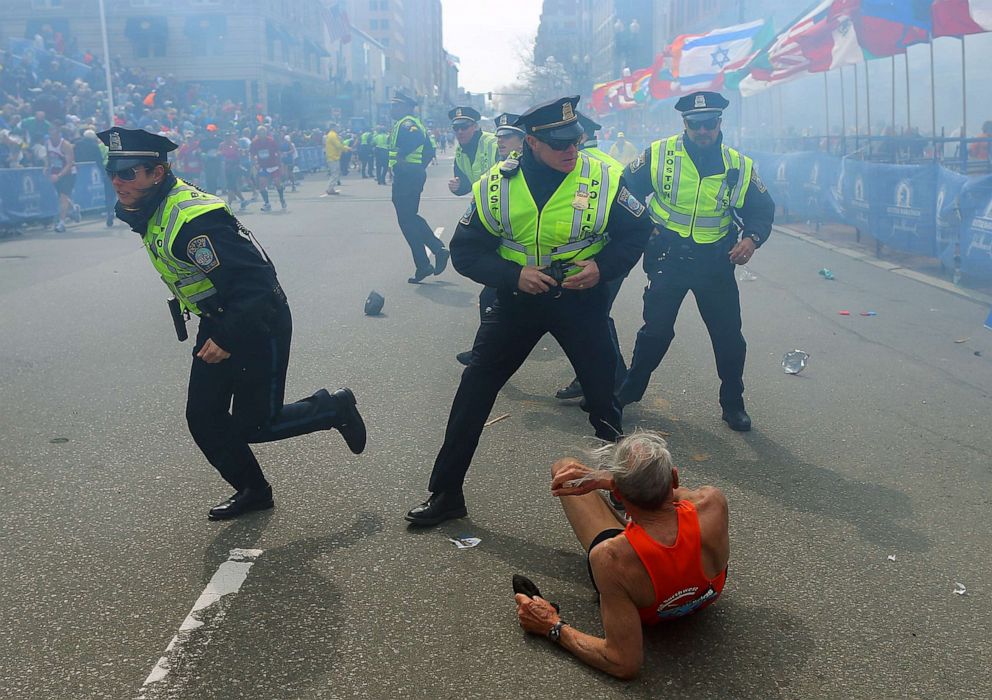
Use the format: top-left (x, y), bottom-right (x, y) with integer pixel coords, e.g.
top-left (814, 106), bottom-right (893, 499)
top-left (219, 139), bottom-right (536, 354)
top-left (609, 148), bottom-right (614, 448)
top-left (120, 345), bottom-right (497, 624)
top-left (435, 226), bottom-right (445, 242)
top-left (138, 548), bottom-right (263, 699)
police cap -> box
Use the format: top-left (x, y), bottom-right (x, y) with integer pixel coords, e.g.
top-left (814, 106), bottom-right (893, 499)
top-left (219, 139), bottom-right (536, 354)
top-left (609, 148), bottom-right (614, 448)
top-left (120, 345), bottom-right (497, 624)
top-left (675, 91), bottom-right (730, 122)
top-left (516, 96), bottom-right (583, 141)
top-left (449, 106), bottom-right (481, 125)
top-left (96, 126), bottom-right (177, 172)
top-left (494, 112), bottom-right (523, 137)
top-left (390, 91), bottom-right (417, 108)
top-left (576, 111), bottom-right (601, 137)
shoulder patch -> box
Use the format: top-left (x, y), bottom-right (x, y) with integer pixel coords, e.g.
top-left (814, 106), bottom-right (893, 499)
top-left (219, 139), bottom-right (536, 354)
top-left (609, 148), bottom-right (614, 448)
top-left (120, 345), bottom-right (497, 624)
top-left (617, 186), bottom-right (645, 217)
top-left (187, 235), bottom-right (220, 273)
top-left (751, 170), bottom-right (767, 193)
top-left (460, 200), bottom-right (477, 225)
top-left (628, 152), bottom-right (647, 173)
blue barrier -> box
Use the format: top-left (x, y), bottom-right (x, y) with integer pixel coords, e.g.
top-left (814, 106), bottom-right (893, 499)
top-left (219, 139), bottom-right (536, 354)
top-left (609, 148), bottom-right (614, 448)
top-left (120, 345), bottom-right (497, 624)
top-left (0, 168), bottom-right (59, 224)
top-left (73, 162), bottom-right (110, 213)
top-left (954, 175), bottom-right (992, 279)
top-left (296, 146), bottom-right (326, 171)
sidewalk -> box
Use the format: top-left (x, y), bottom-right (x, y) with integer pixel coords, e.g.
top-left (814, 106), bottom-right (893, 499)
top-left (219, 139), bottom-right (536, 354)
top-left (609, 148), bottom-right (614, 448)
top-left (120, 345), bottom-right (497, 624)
top-left (775, 220), bottom-right (992, 307)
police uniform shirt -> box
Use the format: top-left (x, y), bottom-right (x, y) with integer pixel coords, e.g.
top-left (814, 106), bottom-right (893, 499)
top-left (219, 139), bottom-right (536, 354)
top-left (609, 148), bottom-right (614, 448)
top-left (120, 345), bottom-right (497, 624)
top-left (623, 132), bottom-right (775, 247)
top-left (119, 174), bottom-right (282, 353)
top-left (394, 115), bottom-right (429, 165)
top-left (451, 129), bottom-right (483, 196)
top-left (450, 148), bottom-right (654, 290)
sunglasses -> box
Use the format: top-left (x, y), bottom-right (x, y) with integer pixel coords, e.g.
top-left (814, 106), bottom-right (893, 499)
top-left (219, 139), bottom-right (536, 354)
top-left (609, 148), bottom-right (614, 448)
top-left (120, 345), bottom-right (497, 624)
top-left (106, 166), bottom-right (149, 181)
top-left (452, 123), bottom-right (475, 132)
top-left (686, 117), bottom-right (720, 132)
top-left (537, 136), bottom-right (582, 152)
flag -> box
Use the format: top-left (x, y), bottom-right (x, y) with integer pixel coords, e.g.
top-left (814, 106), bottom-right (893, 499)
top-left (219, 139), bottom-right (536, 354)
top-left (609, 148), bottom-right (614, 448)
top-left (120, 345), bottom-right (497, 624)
top-left (321, 2), bottom-right (352, 44)
top-left (649, 51), bottom-right (677, 100)
top-left (738, 0), bottom-right (865, 97)
top-left (933, 0), bottom-right (992, 36)
top-left (855, 0), bottom-right (932, 56)
top-left (671, 19), bottom-right (774, 93)
top-left (590, 78), bottom-right (638, 114)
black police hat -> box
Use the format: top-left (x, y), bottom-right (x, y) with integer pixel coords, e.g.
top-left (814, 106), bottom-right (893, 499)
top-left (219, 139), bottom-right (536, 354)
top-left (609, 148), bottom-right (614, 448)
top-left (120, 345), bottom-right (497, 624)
top-left (96, 126), bottom-right (177, 172)
top-left (494, 112), bottom-right (523, 136)
top-left (517, 96), bottom-right (583, 141)
top-left (449, 106), bottom-right (481, 124)
top-left (390, 91), bottom-right (417, 108)
top-left (675, 91), bottom-right (730, 122)
top-left (364, 290), bottom-right (385, 316)
top-left (576, 111), bottom-right (601, 137)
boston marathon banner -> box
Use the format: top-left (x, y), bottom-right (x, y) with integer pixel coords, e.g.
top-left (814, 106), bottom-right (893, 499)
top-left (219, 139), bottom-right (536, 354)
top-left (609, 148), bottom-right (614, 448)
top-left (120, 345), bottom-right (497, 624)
top-left (0, 168), bottom-right (59, 224)
top-left (954, 175), bottom-right (992, 278)
top-left (748, 151), bottom-right (840, 223)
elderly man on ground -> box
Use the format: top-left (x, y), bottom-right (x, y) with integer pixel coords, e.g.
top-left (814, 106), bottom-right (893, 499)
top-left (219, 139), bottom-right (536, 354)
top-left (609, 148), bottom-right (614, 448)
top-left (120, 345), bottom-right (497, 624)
top-left (514, 431), bottom-right (730, 679)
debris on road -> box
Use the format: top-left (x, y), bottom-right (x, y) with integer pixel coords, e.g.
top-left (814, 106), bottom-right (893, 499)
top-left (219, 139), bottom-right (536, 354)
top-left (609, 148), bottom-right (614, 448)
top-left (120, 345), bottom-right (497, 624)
top-left (860, 311), bottom-right (877, 316)
top-left (364, 290), bottom-right (385, 316)
top-left (782, 350), bottom-right (810, 375)
top-left (887, 555), bottom-right (897, 562)
top-left (49, 437), bottom-right (69, 444)
top-left (838, 310), bottom-right (851, 315)
top-left (690, 453), bottom-right (710, 463)
top-left (954, 582), bottom-right (967, 596)
top-left (975, 351), bottom-right (983, 357)
top-left (954, 338), bottom-right (970, 344)
top-left (448, 536), bottom-right (481, 549)
top-left (484, 413), bottom-right (510, 428)
top-left (819, 268), bottom-right (835, 280)
top-left (736, 266), bottom-right (758, 282)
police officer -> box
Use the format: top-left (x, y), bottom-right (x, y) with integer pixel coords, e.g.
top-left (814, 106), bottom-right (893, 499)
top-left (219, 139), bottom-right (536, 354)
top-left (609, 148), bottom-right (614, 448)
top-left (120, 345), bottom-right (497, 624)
top-left (454, 112), bottom-right (524, 367)
top-left (615, 91), bottom-right (775, 431)
top-left (388, 91), bottom-right (449, 283)
top-left (373, 125), bottom-right (389, 185)
top-left (98, 127), bottom-right (367, 520)
top-left (555, 112), bottom-right (629, 400)
top-left (447, 106), bottom-right (498, 196)
top-left (405, 96), bottom-right (653, 526)
top-left (359, 127), bottom-right (374, 178)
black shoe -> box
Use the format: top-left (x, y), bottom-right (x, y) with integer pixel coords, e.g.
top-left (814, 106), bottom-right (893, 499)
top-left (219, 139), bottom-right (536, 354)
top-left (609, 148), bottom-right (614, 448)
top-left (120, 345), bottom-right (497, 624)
top-left (456, 350), bottom-right (473, 366)
top-left (407, 265), bottom-right (434, 284)
top-left (555, 378), bottom-right (583, 400)
top-left (405, 491), bottom-right (467, 526)
top-left (511, 574), bottom-right (560, 612)
top-left (433, 248), bottom-right (450, 275)
top-left (208, 485), bottom-right (274, 521)
top-left (722, 408), bottom-right (752, 432)
top-left (331, 388), bottom-right (367, 454)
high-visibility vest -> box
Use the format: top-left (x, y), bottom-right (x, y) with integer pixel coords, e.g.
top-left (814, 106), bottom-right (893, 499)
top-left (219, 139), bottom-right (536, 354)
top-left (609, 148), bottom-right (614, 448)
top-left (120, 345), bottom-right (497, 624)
top-left (648, 134), bottom-right (753, 244)
top-left (360, 131), bottom-right (372, 146)
top-left (142, 179), bottom-right (228, 315)
top-left (455, 132), bottom-right (498, 182)
top-left (472, 152), bottom-right (621, 271)
top-left (388, 114), bottom-right (428, 167)
top-left (581, 143), bottom-right (624, 170)
top-left (373, 132), bottom-right (388, 149)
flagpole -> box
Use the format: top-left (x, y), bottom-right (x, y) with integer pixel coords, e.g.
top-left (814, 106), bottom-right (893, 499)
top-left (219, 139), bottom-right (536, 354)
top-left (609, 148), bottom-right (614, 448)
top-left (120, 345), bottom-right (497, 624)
top-left (854, 64), bottom-right (860, 153)
top-left (891, 55), bottom-right (896, 138)
top-left (961, 35), bottom-right (968, 142)
top-left (97, 0), bottom-right (115, 127)
top-left (904, 51), bottom-right (911, 131)
top-left (929, 37), bottom-right (937, 160)
top-left (839, 67), bottom-right (847, 154)
top-left (865, 62), bottom-right (872, 157)
top-left (823, 72), bottom-right (830, 150)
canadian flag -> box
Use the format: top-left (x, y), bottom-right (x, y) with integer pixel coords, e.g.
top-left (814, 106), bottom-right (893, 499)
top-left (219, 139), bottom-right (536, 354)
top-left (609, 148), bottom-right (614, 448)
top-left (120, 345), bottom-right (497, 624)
top-left (933, 0), bottom-right (992, 36)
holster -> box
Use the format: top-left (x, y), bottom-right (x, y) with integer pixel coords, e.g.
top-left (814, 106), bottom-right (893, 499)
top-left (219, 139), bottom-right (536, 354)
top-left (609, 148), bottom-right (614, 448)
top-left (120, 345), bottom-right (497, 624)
top-left (167, 297), bottom-right (189, 342)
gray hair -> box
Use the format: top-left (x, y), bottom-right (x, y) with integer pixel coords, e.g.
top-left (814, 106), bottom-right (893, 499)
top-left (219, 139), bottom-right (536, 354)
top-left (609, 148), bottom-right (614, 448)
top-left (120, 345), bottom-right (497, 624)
top-left (588, 430), bottom-right (674, 509)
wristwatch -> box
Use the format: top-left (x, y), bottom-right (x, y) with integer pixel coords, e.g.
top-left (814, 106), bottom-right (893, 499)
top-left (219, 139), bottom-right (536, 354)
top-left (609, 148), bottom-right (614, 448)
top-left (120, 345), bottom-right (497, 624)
top-left (548, 620), bottom-right (566, 643)
top-left (746, 232), bottom-right (762, 247)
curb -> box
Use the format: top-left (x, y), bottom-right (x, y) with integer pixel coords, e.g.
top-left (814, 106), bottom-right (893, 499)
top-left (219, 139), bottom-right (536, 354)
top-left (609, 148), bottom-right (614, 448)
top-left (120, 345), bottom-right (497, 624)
top-left (773, 224), bottom-right (992, 307)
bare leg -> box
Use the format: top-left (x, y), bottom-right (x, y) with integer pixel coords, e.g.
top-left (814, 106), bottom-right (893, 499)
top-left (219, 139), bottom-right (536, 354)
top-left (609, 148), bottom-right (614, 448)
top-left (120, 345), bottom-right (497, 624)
top-left (551, 461), bottom-right (626, 551)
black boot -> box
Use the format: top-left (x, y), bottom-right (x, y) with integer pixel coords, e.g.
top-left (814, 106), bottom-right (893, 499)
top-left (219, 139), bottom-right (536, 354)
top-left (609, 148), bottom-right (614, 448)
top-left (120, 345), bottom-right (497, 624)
top-left (405, 490), bottom-right (467, 526)
top-left (408, 265), bottom-right (434, 284)
top-left (329, 388), bottom-right (367, 454)
top-left (456, 351), bottom-right (473, 366)
top-left (555, 377), bottom-right (583, 400)
top-left (433, 248), bottom-right (450, 275)
top-left (722, 408), bottom-right (752, 432)
top-left (208, 484), bottom-right (274, 520)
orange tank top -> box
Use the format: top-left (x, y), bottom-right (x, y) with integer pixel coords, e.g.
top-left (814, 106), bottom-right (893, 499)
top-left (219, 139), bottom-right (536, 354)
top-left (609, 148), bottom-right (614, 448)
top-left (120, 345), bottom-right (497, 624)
top-left (624, 500), bottom-right (727, 625)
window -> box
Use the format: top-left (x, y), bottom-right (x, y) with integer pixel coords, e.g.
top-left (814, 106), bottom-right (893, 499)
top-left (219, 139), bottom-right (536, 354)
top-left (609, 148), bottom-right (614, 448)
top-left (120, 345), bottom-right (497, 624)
top-left (380, 19), bottom-right (389, 29)
top-left (370, 19), bottom-right (378, 30)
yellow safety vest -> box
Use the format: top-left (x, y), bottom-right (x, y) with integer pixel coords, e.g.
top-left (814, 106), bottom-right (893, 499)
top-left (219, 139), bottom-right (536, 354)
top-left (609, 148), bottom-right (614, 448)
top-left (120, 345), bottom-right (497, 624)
top-left (388, 115), bottom-right (428, 167)
top-left (472, 152), bottom-right (621, 271)
top-left (649, 135), bottom-right (753, 244)
top-left (142, 179), bottom-right (229, 315)
top-left (455, 132), bottom-right (498, 182)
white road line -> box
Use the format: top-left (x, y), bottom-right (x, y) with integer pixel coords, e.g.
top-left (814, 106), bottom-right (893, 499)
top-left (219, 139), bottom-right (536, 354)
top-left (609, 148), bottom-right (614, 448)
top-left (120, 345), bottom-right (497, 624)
top-left (434, 226), bottom-right (446, 242)
top-left (137, 548), bottom-right (263, 699)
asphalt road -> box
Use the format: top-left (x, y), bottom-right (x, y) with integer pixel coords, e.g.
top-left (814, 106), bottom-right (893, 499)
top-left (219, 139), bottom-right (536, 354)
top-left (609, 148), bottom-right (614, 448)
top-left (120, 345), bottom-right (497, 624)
top-left (1, 159), bottom-right (989, 700)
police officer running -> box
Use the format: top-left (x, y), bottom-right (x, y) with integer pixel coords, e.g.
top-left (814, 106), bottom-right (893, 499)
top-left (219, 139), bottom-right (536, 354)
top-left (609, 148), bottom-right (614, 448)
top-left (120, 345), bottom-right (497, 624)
top-left (555, 112), bottom-right (629, 401)
top-left (447, 106), bottom-right (498, 196)
top-left (98, 127), bottom-right (367, 520)
top-left (388, 91), bottom-right (449, 283)
top-left (615, 92), bottom-right (775, 432)
top-left (405, 97), bottom-right (653, 527)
